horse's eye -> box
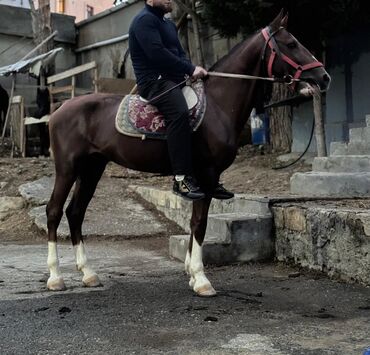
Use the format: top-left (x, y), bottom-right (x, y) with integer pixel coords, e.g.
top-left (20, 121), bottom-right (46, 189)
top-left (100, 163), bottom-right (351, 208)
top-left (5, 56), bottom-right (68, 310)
top-left (287, 42), bottom-right (297, 49)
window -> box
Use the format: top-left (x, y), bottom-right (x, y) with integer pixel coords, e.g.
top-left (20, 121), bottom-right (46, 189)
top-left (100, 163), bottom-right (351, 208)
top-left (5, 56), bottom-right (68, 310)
top-left (86, 5), bottom-right (94, 18)
top-left (57, 0), bottom-right (65, 13)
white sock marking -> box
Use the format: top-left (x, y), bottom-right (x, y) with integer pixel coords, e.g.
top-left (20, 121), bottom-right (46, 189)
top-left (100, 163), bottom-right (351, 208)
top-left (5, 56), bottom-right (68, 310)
top-left (47, 241), bottom-right (62, 280)
top-left (74, 241), bottom-right (97, 280)
top-left (189, 238), bottom-right (212, 291)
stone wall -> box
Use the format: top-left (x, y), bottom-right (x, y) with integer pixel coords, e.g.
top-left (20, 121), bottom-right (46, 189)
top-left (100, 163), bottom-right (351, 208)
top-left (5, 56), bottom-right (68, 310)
top-left (273, 203), bottom-right (370, 285)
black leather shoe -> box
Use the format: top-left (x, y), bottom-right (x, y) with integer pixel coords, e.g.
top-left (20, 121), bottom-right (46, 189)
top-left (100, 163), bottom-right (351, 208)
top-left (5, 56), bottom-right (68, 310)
top-left (173, 176), bottom-right (205, 201)
top-left (212, 183), bottom-right (234, 200)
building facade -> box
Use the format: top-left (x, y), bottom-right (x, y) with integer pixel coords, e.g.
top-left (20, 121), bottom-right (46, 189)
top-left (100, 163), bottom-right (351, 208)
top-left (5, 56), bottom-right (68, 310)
top-left (0, 0), bottom-right (30, 8)
top-left (49, 0), bottom-right (113, 22)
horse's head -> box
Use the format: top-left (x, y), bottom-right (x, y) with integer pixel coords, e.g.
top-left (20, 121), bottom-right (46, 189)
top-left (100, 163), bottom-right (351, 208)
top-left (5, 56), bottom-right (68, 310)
top-left (262, 11), bottom-right (331, 95)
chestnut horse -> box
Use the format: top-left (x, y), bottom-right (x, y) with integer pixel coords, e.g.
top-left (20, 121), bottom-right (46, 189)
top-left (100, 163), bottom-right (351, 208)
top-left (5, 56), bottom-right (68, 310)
top-left (46, 12), bottom-right (330, 296)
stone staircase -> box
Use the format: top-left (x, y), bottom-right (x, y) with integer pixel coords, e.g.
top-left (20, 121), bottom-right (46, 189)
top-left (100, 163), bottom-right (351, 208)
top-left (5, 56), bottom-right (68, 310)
top-left (130, 186), bottom-right (274, 264)
top-left (291, 114), bottom-right (370, 197)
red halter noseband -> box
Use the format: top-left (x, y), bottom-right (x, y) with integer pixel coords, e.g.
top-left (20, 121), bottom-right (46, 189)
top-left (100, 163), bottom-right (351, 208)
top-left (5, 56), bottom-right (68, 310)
top-left (261, 27), bottom-right (324, 87)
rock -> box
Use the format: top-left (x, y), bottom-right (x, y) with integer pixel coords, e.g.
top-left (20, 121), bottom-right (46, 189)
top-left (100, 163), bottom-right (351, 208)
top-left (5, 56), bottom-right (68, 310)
top-left (0, 182), bottom-right (8, 190)
top-left (0, 197), bottom-right (24, 221)
top-left (18, 177), bottom-right (54, 205)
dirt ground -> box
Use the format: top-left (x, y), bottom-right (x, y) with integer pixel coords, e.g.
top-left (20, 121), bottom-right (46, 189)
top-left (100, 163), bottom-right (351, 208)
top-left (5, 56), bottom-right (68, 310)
top-left (0, 138), bottom-right (313, 241)
top-left (1, 139), bottom-right (368, 242)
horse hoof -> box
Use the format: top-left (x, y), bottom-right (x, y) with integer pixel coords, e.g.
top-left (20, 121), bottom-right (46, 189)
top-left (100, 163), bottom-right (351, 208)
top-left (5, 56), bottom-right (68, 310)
top-left (47, 276), bottom-right (66, 291)
top-left (189, 277), bottom-right (195, 288)
top-left (194, 285), bottom-right (217, 297)
top-left (83, 274), bottom-right (101, 287)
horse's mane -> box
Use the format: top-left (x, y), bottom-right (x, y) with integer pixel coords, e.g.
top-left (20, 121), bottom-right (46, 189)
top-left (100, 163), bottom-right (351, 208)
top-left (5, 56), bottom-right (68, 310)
top-left (208, 31), bottom-right (259, 71)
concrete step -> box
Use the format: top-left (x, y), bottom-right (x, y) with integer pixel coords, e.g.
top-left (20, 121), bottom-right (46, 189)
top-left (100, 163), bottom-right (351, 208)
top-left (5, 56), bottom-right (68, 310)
top-left (169, 212), bottom-right (274, 264)
top-left (130, 185), bottom-right (271, 233)
top-left (312, 155), bottom-right (370, 173)
top-left (290, 172), bottom-right (370, 197)
top-left (330, 142), bottom-right (348, 156)
top-left (330, 141), bottom-right (370, 156)
top-left (366, 114), bottom-right (370, 127)
top-left (349, 126), bottom-right (370, 143)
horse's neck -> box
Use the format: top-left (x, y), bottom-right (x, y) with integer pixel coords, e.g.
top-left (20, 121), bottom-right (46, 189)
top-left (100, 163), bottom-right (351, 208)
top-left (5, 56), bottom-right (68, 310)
top-left (205, 32), bottom-right (264, 134)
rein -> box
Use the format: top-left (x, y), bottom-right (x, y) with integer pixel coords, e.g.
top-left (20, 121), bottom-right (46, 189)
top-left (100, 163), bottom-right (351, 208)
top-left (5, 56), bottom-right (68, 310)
top-left (209, 26), bottom-right (324, 87)
top-left (207, 71), bottom-right (297, 84)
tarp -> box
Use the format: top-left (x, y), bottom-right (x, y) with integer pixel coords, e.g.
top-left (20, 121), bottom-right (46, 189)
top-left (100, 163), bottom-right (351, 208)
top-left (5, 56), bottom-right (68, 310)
top-left (0, 47), bottom-right (63, 77)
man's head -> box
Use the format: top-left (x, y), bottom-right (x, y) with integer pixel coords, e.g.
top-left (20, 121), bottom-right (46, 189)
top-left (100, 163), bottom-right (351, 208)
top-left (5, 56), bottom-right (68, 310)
top-left (146, 0), bottom-right (173, 13)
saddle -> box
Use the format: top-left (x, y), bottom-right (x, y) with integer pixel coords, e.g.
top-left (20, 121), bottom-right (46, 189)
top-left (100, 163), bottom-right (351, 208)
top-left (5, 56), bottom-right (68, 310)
top-left (115, 81), bottom-right (206, 140)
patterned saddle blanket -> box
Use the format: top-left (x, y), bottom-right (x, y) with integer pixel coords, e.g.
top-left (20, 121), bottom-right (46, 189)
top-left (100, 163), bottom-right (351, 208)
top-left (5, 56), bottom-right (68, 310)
top-left (115, 81), bottom-right (206, 140)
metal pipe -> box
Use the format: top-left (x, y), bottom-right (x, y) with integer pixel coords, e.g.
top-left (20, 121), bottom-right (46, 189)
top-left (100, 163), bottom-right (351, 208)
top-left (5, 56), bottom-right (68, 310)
top-left (19, 31), bottom-right (58, 62)
top-left (75, 34), bottom-right (129, 53)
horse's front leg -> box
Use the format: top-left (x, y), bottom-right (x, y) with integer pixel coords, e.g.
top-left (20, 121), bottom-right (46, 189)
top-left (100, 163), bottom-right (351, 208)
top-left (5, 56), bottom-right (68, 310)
top-left (65, 160), bottom-right (106, 288)
top-left (46, 173), bottom-right (76, 291)
top-left (186, 197), bottom-right (216, 297)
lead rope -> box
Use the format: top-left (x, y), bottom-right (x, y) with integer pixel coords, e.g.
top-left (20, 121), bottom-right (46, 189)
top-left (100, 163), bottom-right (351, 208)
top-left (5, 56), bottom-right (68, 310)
top-left (272, 114), bottom-right (315, 170)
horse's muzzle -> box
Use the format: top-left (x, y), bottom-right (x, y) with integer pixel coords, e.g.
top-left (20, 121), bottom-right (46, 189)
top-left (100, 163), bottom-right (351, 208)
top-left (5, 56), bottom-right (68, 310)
top-left (320, 71), bottom-right (331, 92)
top-left (299, 68), bottom-right (331, 95)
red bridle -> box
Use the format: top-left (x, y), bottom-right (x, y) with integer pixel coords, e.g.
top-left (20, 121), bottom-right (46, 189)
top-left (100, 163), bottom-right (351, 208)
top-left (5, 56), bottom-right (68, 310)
top-left (261, 27), bottom-right (324, 88)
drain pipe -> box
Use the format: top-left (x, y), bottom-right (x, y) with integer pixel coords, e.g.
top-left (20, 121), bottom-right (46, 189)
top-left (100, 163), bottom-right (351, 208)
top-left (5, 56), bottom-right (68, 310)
top-left (75, 34), bottom-right (129, 53)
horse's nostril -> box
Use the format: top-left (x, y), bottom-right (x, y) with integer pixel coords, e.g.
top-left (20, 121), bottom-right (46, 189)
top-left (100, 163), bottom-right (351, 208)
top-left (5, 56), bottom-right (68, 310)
top-left (323, 73), bottom-right (330, 82)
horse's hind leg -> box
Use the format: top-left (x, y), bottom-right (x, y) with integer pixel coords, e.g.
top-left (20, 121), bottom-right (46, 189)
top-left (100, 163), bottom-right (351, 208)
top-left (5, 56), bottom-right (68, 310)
top-left (186, 197), bottom-right (216, 297)
top-left (65, 156), bottom-right (107, 287)
top-left (46, 171), bottom-right (76, 291)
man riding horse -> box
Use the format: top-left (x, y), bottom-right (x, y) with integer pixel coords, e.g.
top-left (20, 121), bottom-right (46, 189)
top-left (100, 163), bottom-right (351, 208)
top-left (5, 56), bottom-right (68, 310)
top-left (45, 9), bottom-right (330, 296)
top-left (129, 0), bottom-right (234, 201)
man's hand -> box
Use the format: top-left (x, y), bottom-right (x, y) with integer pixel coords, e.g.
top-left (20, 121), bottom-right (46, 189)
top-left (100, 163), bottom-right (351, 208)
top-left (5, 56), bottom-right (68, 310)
top-left (191, 66), bottom-right (208, 80)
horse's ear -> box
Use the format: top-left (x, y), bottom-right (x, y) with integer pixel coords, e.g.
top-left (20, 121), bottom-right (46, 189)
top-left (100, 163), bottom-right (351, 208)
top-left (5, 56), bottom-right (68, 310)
top-left (269, 9), bottom-right (284, 30)
top-left (281, 13), bottom-right (289, 28)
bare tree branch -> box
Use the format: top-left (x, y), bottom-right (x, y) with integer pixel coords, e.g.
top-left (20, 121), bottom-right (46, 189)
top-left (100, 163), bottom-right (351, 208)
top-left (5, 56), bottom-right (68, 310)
top-left (173, 0), bottom-right (199, 20)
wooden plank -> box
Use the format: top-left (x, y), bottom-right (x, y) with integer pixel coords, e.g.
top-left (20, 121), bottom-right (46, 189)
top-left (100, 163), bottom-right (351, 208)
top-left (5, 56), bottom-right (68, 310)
top-left (24, 115), bottom-right (50, 125)
top-left (20, 97), bottom-right (25, 157)
top-left (11, 95), bottom-right (23, 104)
top-left (71, 76), bottom-right (76, 98)
top-left (94, 68), bottom-right (98, 93)
top-left (50, 85), bottom-right (73, 95)
top-left (47, 61), bottom-right (96, 84)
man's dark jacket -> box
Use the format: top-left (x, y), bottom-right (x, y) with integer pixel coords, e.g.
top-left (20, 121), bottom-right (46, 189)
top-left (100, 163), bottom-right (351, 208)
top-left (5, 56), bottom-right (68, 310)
top-left (129, 4), bottom-right (195, 88)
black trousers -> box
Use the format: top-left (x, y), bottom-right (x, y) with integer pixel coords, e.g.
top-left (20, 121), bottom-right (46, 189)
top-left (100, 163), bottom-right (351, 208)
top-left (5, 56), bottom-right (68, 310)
top-left (139, 79), bottom-right (193, 176)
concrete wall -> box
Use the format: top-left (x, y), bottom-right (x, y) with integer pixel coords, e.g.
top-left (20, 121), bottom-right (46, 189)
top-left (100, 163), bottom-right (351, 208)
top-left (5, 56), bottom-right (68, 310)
top-left (0, 5), bottom-right (76, 47)
top-left (0, 4), bottom-right (76, 115)
top-left (76, 0), bottom-right (143, 87)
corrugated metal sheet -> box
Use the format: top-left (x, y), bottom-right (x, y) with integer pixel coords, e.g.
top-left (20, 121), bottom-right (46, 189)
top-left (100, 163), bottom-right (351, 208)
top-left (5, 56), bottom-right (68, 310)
top-left (0, 47), bottom-right (63, 77)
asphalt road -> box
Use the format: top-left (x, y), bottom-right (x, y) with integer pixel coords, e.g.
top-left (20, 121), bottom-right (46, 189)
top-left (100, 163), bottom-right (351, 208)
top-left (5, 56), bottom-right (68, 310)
top-left (0, 237), bottom-right (369, 355)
